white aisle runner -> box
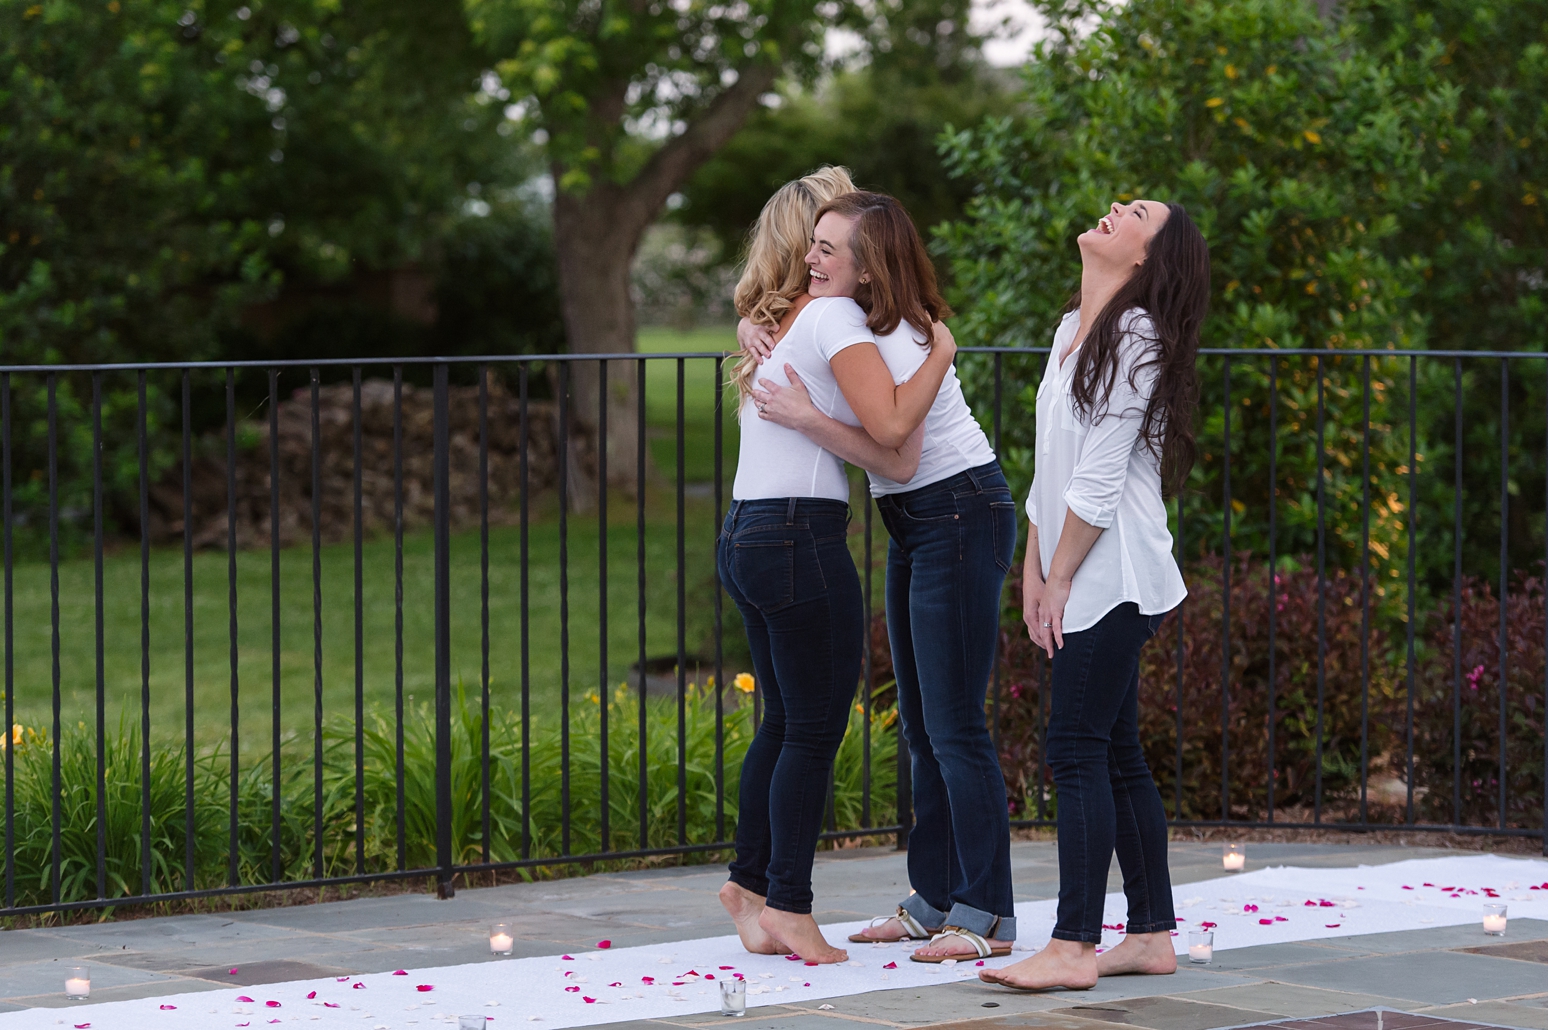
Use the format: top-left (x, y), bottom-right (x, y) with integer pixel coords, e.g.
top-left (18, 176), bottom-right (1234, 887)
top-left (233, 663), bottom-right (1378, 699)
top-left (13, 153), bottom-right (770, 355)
top-left (6, 855), bottom-right (1546, 1030)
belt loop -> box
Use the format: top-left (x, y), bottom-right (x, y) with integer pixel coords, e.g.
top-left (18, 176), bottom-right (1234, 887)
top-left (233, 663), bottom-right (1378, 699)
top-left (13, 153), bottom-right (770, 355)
top-left (965, 464), bottom-right (984, 494)
top-left (786, 497), bottom-right (797, 525)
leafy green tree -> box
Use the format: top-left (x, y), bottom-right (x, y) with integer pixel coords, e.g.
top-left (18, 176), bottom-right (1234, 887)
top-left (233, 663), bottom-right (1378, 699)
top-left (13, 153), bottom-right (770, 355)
top-left (936, 0), bottom-right (1449, 599)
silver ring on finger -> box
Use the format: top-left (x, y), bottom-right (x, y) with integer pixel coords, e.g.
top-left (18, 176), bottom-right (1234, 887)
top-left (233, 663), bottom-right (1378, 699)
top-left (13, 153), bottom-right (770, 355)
top-left (1042, 622), bottom-right (1052, 628)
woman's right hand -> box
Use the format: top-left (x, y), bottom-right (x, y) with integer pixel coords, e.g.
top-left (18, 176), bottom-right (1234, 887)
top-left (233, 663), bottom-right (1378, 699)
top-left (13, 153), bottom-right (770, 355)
top-left (738, 317), bottom-right (777, 363)
top-left (929, 319), bottom-right (957, 360)
top-left (1022, 560), bottom-right (1053, 659)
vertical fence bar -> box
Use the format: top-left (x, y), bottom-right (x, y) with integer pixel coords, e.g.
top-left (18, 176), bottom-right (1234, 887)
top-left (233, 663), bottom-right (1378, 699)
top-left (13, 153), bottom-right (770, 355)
top-left (1174, 490), bottom-right (1185, 820)
top-left (310, 369), bottom-right (324, 881)
top-left (1220, 356), bottom-right (1231, 822)
top-left (862, 494), bottom-right (873, 828)
top-left (1453, 359), bottom-right (1463, 826)
top-left (433, 364), bottom-right (454, 898)
top-left (599, 359), bottom-right (611, 853)
top-left (1359, 356), bottom-right (1372, 824)
top-left (1313, 356), bottom-right (1327, 823)
top-left (480, 366), bottom-right (491, 867)
top-left (1543, 361), bottom-right (1547, 855)
top-left (713, 356), bottom-right (725, 842)
top-left (353, 369), bottom-right (365, 874)
top-left (269, 368), bottom-right (282, 882)
top-left (183, 372), bottom-right (195, 890)
top-left (519, 365), bottom-right (532, 859)
top-left (558, 363), bottom-right (571, 856)
top-left (394, 367), bottom-right (406, 869)
top-left (676, 358), bottom-right (688, 846)
top-left (48, 374), bottom-right (60, 904)
top-left (637, 358), bottom-right (648, 851)
top-left (1267, 356), bottom-right (1278, 823)
top-left (92, 376), bottom-right (106, 898)
top-left (1498, 359), bottom-right (1509, 830)
top-left (227, 369), bottom-right (240, 887)
top-left (2, 374), bottom-right (12, 908)
top-left (1, 374), bottom-right (9, 908)
top-left (991, 350), bottom-right (1003, 753)
top-left (138, 373), bottom-right (151, 893)
top-left (1406, 356), bottom-right (1418, 825)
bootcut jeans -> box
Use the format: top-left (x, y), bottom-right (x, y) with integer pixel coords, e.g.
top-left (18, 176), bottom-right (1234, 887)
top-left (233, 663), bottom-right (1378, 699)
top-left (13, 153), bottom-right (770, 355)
top-left (876, 461), bottom-right (1019, 942)
top-left (719, 498), bottom-right (863, 915)
top-left (1045, 601), bottom-right (1176, 943)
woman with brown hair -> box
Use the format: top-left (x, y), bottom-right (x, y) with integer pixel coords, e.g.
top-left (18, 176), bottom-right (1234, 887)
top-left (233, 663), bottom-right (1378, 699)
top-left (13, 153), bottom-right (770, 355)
top-left (717, 177), bottom-right (958, 964)
top-left (747, 192), bottom-right (1019, 963)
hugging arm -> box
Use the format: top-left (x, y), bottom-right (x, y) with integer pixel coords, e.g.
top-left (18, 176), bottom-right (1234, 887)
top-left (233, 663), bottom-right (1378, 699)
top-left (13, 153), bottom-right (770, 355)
top-left (828, 320), bottom-right (956, 449)
top-left (753, 366), bottom-right (923, 482)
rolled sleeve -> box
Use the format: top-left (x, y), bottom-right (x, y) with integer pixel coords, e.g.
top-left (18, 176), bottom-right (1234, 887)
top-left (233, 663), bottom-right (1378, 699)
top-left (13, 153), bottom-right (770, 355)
top-left (1062, 332), bottom-right (1157, 530)
top-left (1024, 485), bottom-right (1038, 526)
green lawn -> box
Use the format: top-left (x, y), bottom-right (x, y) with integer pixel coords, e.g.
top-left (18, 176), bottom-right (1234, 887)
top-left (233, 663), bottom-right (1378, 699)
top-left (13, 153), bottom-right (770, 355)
top-left (2, 329), bottom-right (754, 755)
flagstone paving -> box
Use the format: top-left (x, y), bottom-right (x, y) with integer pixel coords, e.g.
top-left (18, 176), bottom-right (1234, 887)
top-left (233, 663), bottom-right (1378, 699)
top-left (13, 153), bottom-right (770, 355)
top-left (3, 841), bottom-right (1547, 1029)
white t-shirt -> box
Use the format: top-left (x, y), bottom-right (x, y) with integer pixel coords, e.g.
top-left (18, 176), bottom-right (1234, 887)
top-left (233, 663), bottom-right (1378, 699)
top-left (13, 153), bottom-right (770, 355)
top-left (1025, 309), bottom-right (1187, 633)
top-left (731, 297), bottom-right (874, 501)
top-left (865, 322), bottom-right (996, 496)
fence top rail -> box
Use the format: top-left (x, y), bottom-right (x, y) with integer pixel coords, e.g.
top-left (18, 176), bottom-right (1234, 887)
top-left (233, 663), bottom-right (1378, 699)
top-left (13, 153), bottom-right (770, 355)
top-left (0, 346), bottom-right (1542, 375)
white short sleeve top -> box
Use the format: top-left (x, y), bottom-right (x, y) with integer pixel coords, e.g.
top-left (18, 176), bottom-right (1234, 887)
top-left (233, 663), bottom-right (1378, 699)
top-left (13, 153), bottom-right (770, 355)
top-left (1026, 309), bottom-right (1187, 632)
top-left (864, 322), bottom-right (997, 496)
top-left (732, 297), bottom-right (874, 501)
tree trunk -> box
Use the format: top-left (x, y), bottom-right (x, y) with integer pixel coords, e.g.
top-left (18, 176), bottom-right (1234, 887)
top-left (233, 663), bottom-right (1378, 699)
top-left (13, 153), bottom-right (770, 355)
top-left (552, 181), bottom-right (653, 506)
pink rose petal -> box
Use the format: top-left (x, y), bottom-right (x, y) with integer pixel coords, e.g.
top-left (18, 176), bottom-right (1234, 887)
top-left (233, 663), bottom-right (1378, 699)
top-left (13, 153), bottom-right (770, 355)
top-left (785, 955), bottom-right (802, 962)
top-left (229, 968), bottom-right (239, 975)
top-left (803, 982), bottom-right (811, 987)
top-left (640, 977), bottom-right (654, 984)
top-left (416, 985), bottom-right (434, 992)
top-left (307, 992), bottom-right (316, 1000)
top-left (718, 966), bottom-right (734, 970)
top-left (352, 983), bottom-right (366, 990)
top-left (1275, 916), bottom-right (1288, 922)
top-left (1200, 922), bottom-right (1217, 929)
top-left (336, 977), bottom-right (351, 982)
top-left (583, 997), bottom-right (596, 1004)
top-left (561, 955), bottom-right (574, 961)
top-left (705, 974), bottom-right (715, 980)
top-left (265, 1001), bottom-right (281, 1008)
top-left (160, 1005), bottom-right (177, 1010)
top-left (609, 982), bottom-right (622, 988)
top-left (882, 962), bottom-right (897, 969)
top-left (393, 970), bottom-right (408, 976)
top-left (324, 1003), bottom-right (340, 1009)
top-left (1326, 924), bottom-right (1341, 928)
top-left (974, 960), bottom-right (984, 967)
top-left (596, 940), bottom-right (611, 949)
top-left (236, 997), bottom-right (254, 1003)
top-left (237, 1024), bottom-right (249, 1028)
top-left (804, 961), bottom-right (818, 967)
top-left (1259, 918), bottom-right (1273, 925)
top-left (565, 987), bottom-right (580, 994)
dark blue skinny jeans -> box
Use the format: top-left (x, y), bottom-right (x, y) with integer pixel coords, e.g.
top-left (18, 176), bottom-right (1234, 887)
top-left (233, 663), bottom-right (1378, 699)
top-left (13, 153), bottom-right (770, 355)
top-left (719, 498), bottom-right (862, 915)
top-left (1046, 601), bottom-right (1176, 943)
top-left (876, 461), bottom-right (1019, 941)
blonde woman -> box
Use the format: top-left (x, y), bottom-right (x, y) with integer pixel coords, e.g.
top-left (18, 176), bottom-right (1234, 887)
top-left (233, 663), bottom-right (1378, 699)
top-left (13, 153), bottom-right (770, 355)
top-left (717, 173), bottom-right (954, 964)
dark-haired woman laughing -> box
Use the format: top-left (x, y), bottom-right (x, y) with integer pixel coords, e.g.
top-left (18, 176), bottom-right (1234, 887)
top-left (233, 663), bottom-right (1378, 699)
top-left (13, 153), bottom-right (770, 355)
top-left (980, 198), bottom-right (1209, 992)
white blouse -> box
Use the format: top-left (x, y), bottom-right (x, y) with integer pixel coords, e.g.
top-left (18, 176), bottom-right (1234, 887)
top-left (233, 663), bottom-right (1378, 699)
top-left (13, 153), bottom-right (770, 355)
top-left (1025, 309), bottom-right (1187, 633)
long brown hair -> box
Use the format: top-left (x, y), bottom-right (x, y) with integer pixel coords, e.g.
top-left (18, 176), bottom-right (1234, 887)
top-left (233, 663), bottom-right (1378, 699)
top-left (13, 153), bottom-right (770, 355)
top-left (729, 166), bottom-right (857, 402)
top-left (1068, 202), bottom-right (1209, 496)
top-left (814, 191), bottom-right (950, 341)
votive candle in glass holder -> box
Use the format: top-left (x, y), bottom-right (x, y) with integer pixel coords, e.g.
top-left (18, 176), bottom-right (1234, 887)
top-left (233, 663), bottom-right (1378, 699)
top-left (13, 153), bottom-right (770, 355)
top-left (489, 923), bottom-right (514, 955)
top-left (65, 967), bottom-right (90, 1000)
top-left (1483, 903), bottom-right (1507, 936)
top-left (459, 1017), bottom-right (486, 1029)
top-left (1187, 930), bottom-right (1214, 964)
top-left (1222, 843), bottom-right (1246, 871)
top-left (719, 976), bottom-right (747, 1016)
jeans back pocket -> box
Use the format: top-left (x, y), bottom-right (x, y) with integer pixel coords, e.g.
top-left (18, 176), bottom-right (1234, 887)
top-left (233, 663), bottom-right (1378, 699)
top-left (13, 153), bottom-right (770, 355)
top-left (731, 538), bottom-right (796, 613)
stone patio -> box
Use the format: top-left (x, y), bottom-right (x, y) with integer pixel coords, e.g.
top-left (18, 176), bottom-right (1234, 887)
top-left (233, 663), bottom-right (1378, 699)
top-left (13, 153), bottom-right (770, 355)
top-left (3, 841), bottom-right (1546, 1029)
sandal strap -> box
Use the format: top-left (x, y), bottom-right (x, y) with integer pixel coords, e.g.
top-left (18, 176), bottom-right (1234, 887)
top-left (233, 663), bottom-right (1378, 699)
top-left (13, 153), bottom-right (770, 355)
top-left (895, 907), bottom-right (931, 940)
top-left (927, 925), bottom-right (991, 958)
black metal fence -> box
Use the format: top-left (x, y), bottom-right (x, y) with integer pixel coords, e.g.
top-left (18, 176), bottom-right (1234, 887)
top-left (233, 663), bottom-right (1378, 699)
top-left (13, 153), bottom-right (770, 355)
top-left (0, 346), bottom-right (1544, 918)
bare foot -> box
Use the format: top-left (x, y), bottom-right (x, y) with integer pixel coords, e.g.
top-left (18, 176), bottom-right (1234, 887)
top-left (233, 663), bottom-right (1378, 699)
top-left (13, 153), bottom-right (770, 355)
top-left (758, 906), bottom-right (849, 964)
top-left (977, 939), bottom-right (1098, 991)
top-left (1095, 932), bottom-right (1177, 977)
top-left (912, 934), bottom-right (1011, 960)
top-left (719, 881), bottom-right (790, 955)
top-left (852, 916), bottom-right (930, 943)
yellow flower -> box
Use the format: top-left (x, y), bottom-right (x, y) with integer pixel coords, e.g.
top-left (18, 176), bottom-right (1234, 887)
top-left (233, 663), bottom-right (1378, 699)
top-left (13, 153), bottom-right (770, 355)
top-left (0, 724), bottom-right (22, 750)
top-left (733, 673), bottom-right (755, 694)
top-left (1205, 97), bottom-right (1224, 108)
top-left (1224, 64), bottom-right (1238, 79)
top-left (1304, 130), bottom-right (1322, 145)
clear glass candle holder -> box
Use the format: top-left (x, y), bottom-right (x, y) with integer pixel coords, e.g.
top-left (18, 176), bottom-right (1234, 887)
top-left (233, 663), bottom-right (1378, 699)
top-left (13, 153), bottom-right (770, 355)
top-left (719, 976), bottom-right (747, 1016)
top-left (1483, 903), bottom-right (1507, 936)
top-left (65, 967), bottom-right (90, 1000)
top-left (489, 923), bottom-right (514, 955)
top-left (1187, 930), bottom-right (1214, 964)
top-left (459, 1017), bottom-right (486, 1029)
top-left (1222, 843), bottom-right (1246, 872)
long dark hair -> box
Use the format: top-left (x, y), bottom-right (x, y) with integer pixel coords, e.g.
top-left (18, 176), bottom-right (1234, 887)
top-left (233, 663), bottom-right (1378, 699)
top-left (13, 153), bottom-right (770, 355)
top-left (1069, 202), bottom-right (1209, 496)
top-left (815, 191), bottom-right (950, 340)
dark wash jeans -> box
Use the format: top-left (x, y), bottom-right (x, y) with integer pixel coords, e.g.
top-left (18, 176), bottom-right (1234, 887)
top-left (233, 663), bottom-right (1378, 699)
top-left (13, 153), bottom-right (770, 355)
top-left (719, 498), bottom-right (862, 915)
top-left (1046, 601), bottom-right (1175, 944)
top-left (876, 461), bottom-right (1019, 941)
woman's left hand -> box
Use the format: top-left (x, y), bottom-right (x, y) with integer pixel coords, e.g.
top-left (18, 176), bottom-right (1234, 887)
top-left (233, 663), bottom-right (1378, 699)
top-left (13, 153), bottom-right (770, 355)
top-left (751, 365), bottom-right (820, 431)
top-left (1042, 575), bottom-right (1072, 651)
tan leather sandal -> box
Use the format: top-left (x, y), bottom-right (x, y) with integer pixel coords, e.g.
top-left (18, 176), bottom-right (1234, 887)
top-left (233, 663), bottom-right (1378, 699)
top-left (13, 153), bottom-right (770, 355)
top-left (847, 906), bottom-right (933, 944)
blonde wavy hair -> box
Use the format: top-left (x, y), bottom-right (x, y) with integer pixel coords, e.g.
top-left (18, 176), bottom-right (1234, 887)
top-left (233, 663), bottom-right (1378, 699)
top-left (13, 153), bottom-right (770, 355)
top-left (728, 165), bottom-right (858, 404)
